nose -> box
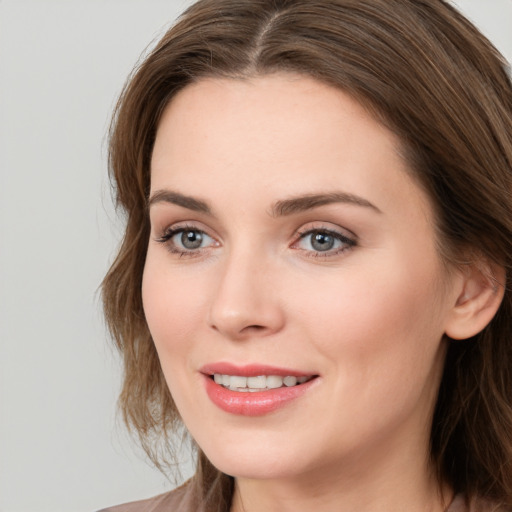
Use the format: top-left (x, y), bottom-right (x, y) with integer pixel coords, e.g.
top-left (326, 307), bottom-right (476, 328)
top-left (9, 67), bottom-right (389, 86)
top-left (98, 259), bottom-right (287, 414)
top-left (208, 251), bottom-right (285, 340)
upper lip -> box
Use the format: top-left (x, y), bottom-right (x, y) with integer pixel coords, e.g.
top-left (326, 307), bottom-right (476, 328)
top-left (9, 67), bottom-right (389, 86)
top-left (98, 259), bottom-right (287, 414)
top-left (200, 362), bottom-right (315, 378)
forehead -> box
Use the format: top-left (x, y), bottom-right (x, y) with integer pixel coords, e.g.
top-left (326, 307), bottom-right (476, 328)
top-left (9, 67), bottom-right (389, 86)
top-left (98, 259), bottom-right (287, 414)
top-left (153, 74), bottom-right (398, 153)
top-left (150, 73), bottom-right (431, 222)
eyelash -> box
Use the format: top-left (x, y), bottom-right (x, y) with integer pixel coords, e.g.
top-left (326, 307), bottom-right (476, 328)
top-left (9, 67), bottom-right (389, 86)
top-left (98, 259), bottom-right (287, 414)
top-left (154, 224), bottom-right (357, 259)
top-left (155, 224), bottom-right (216, 258)
top-left (294, 227), bottom-right (356, 258)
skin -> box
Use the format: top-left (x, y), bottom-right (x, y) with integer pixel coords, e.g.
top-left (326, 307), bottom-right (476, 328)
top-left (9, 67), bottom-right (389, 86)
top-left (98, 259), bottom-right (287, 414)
top-left (143, 74), bottom-right (468, 512)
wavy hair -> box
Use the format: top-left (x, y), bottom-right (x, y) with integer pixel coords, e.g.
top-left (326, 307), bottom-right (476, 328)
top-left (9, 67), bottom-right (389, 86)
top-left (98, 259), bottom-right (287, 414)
top-left (102, 0), bottom-right (512, 509)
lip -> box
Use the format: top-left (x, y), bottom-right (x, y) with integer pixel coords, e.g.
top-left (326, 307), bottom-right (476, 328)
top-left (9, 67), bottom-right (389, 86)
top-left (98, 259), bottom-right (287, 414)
top-left (200, 362), bottom-right (313, 378)
top-left (200, 362), bottom-right (318, 416)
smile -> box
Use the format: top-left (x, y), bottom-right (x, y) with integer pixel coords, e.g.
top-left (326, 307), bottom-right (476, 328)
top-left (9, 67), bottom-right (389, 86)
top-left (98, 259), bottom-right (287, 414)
top-left (202, 365), bottom-right (319, 416)
top-left (213, 374), bottom-right (312, 392)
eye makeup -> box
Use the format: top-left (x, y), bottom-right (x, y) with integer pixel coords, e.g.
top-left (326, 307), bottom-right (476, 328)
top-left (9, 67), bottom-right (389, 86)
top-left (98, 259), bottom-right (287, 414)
top-left (154, 220), bottom-right (357, 261)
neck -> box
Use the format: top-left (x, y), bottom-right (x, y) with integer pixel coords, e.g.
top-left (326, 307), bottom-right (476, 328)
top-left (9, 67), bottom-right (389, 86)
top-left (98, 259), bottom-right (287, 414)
top-left (229, 445), bottom-right (452, 512)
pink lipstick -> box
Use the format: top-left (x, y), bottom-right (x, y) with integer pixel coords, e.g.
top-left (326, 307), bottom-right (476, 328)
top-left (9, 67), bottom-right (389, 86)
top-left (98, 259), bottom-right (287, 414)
top-left (201, 363), bottom-right (318, 416)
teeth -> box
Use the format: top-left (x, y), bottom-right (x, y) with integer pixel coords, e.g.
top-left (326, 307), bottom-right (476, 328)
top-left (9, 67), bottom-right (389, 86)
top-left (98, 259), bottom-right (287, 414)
top-left (247, 375), bottom-right (266, 388)
top-left (230, 376), bottom-right (247, 388)
top-left (283, 376), bottom-right (297, 387)
top-left (212, 374), bottom-right (311, 391)
top-left (267, 375), bottom-right (283, 389)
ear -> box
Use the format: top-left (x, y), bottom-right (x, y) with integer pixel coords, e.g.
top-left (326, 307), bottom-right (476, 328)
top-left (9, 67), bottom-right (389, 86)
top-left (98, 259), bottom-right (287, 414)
top-left (445, 257), bottom-right (506, 340)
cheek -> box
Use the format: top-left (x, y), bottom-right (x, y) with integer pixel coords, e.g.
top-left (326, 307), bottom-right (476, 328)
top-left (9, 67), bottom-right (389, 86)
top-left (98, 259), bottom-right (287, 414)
top-left (141, 253), bottom-right (208, 356)
top-left (299, 262), bottom-right (438, 326)
top-left (286, 263), bottom-right (448, 447)
top-left (141, 254), bottom-right (212, 422)
top-left (288, 253), bottom-right (448, 385)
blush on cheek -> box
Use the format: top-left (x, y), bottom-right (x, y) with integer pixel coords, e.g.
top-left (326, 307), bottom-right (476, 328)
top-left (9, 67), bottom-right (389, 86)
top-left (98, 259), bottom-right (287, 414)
top-left (142, 259), bottom-right (207, 352)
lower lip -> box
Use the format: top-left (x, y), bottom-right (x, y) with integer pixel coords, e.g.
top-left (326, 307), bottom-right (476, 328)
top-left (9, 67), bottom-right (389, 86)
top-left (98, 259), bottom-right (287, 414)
top-left (203, 375), bottom-right (317, 416)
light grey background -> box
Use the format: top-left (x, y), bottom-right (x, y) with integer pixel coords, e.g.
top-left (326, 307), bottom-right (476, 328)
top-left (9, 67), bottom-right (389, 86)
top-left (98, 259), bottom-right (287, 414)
top-left (0, 1), bottom-right (511, 511)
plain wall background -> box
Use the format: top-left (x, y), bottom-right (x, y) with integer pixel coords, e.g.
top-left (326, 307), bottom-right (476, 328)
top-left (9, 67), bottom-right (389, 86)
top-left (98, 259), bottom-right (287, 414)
top-left (0, 1), bottom-right (511, 511)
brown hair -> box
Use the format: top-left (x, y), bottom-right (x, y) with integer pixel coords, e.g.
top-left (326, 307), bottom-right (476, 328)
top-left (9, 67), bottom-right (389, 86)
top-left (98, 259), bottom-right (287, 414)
top-left (102, 0), bottom-right (512, 508)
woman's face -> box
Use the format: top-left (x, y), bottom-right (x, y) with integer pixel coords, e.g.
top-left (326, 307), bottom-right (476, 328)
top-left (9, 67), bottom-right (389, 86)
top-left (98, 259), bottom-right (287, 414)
top-left (143, 74), bottom-right (463, 484)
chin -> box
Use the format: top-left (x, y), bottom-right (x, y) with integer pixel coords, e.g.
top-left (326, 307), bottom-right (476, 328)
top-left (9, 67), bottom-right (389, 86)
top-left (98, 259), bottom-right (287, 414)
top-left (210, 455), bottom-right (301, 481)
top-left (196, 434), bottom-right (315, 481)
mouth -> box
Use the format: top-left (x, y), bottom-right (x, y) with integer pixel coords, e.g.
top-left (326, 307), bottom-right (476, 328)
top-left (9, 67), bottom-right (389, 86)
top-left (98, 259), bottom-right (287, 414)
top-left (211, 373), bottom-right (314, 392)
top-left (201, 363), bottom-right (318, 416)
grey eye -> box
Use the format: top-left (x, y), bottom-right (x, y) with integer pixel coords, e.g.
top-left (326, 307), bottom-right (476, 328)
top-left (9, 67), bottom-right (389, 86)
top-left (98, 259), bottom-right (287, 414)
top-left (296, 229), bottom-right (354, 255)
top-left (310, 232), bottom-right (336, 252)
top-left (180, 230), bottom-right (204, 249)
top-left (157, 226), bottom-right (216, 255)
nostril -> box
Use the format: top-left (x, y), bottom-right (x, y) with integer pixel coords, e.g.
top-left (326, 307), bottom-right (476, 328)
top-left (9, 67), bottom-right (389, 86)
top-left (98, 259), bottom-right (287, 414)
top-left (242, 324), bottom-right (266, 332)
top-left (208, 297), bottom-right (285, 339)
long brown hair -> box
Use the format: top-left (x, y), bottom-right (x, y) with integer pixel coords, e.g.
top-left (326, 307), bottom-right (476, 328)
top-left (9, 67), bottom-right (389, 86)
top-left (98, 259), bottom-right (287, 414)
top-left (102, 0), bottom-right (512, 508)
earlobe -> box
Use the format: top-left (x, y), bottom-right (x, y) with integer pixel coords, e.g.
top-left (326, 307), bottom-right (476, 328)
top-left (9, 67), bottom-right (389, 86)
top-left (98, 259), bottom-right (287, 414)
top-left (445, 259), bottom-right (505, 341)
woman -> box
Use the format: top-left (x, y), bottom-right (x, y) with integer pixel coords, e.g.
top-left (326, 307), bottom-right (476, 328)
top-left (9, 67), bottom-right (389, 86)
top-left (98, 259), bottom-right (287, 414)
top-left (100, 0), bottom-right (512, 510)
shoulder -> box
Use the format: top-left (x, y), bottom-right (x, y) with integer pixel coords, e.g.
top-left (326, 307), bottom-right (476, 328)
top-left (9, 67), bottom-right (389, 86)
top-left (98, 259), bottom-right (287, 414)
top-left (448, 494), bottom-right (512, 512)
top-left (97, 481), bottom-right (195, 512)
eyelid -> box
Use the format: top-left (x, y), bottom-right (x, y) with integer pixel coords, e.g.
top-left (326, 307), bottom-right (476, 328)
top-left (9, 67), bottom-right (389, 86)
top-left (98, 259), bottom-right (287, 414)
top-left (154, 222), bottom-right (220, 257)
top-left (153, 219), bottom-right (356, 259)
top-left (291, 223), bottom-right (357, 258)
top-left (154, 219), bottom-right (217, 240)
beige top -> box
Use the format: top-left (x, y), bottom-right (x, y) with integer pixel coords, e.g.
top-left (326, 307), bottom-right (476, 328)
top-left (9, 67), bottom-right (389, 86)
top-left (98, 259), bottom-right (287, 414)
top-left (98, 483), bottom-right (508, 512)
top-left (98, 483), bottom-right (195, 512)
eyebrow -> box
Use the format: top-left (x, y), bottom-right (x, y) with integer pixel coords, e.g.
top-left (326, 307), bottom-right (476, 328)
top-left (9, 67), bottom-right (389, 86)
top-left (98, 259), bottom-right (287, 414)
top-left (148, 190), bottom-right (212, 214)
top-left (271, 192), bottom-right (381, 217)
top-left (147, 189), bottom-right (381, 216)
